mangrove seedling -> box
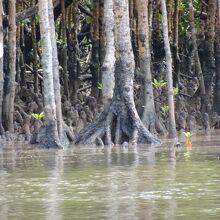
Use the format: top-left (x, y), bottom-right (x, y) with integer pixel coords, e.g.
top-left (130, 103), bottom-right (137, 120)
top-left (183, 131), bottom-right (192, 139)
top-left (183, 131), bottom-right (192, 147)
top-left (161, 105), bottom-right (169, 113)
top-left (173, 87), bottom-right (179, 96)
top-left (152, 78), bottom-right (167, 89)
top-left (31, 112), bottom-right (45, 121)
top-left (97, 82), bottom-right (103, 90)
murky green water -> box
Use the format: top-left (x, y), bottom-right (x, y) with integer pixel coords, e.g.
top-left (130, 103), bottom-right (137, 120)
top-left (0, 133), bottom-right (220, 220)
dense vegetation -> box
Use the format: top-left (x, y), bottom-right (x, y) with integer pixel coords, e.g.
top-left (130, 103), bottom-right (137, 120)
top-left (0, 0), bottom-right (219, 147)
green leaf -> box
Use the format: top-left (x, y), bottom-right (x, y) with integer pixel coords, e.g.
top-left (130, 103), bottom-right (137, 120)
top-left (161, 105), bottom-right (169, 113)
top-left (31, 112), bottom-right (45, 121)
top-left (97, 82), bottom-right (103, 90)
top-left (173, 87), bottom-right (179, 96)
top-left (39, 112), bottom-right (45, 120)
top-left (152, 78), bottom-right (167, 89)
top-left (86, 16), bottom-right (93, 24)
top-left (183, 132), bottom-right (192, 138)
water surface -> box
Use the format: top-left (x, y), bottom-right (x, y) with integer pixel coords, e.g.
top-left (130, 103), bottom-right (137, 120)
top-left (0, 132), bottom-right (220, 220)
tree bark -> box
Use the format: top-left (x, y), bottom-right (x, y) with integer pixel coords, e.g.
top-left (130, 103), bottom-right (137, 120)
top-left (204, 0), bottom-right (216, 105)
top-left (166, 0), bottom-right (173, 36)
top-left (218, 0), bottom-right (220, 21)
top-left (214, 1), bottom-right (220, 114)
top-left (189, 0), bottom-right (206, 110)
top-left (31, 6), bottom-right (39, 94)
top-left (68, 1), bottom-right (80, 98)
top-left (74, 0), bottom-right (159, 146)
top-left (60, 0), bottom-right (69, 100)
top-left (19, 17), bottom-right (26, 88)
top-left (2, 0), bottom-right (16, 132)
top-left (49, 0), bottom-right (68, 145)
top-left (148, 0), bottom-right (154, 41)
top-left (16, 0), bottom-right (73, 23)
top-left (90, 0), bottom-right (101, 100)
top-left (101, 0), bottom-right (115, 105)
top-left (160, 0), bottom-right (177, 138)
top-left (38, 0), bottom-right (63, 148)
top-left (0, 0), bottom-right (4, 130)
top-left (135, 0), bottom-right (166, 135)
top-left (173, 0), bottom-right (180, 86)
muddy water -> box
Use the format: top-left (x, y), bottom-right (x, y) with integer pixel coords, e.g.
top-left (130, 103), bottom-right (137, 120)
top-left (0, 132), bottom-right (220, 220)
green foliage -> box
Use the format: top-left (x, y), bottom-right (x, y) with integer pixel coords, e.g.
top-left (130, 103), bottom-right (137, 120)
top-left (31, 112), bottom-right (45, 121)
top-left (179, 0), bottom-right (190, 36)
top-left (183, 132), bottom-right (192, 139)
top-left (57, 38), bottom-right (67, 46)
top-left (37, 40), bottom-right (43, 49)
top-left (161, 105), bottom-right (169, 113)
top-left (193, 0), bottom-right (203, 10)
top-left (55, 19), bottom-right (60, 34)
top-left (86, 16), bottom-right (93, 24)
top-left (173, 87), bottom-right (179, 96)
top-left (35, 16), bottom-right (40, 23)
top-left (20, 19), bottom-right (31, 27)
top-left (179, 0), bottom-right (202, 36)
top-left (83, 38), bottom-right (91, 48)
top-left (97, 82), bottom-right (103, 90)
top-left (80, 0), bottom-right (92, 8)
top-left (152, 79), bottom-right (167, 89)
top-left (37, 63), bottom-right (42, 69)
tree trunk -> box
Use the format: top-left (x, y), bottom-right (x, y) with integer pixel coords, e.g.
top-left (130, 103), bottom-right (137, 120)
top-left (204, 0), bottom-right (216, 106)
top-left (130, 0), bottom-right (139, 64)
top-left (90, 0), bottom-right (101, 100)
top-left (31, 0), bottom-right (38, 94)
top-left (0, 0), bottom-right (4, 130)
top-left (148, 0), bottom-right (154, 41)
top-left (135, 0), bottom-right (166, 135)
top-left (19, 47), bottom-right (26, 88)
top-left (60, 0), bottom-right (69, 100)
top-left (99, 0), bottom-right (105, 77)
top-left (129, 0), bottom-right (135, 30)
top-left (49, 0), bottom-right (69, 145)
top-left (166, 0), bottom-right (173, 36)
top-left (101, 0), bottom-right (115, 105)
top-left (2, 0), bottom-right (16, 132)
top-left (214, 1), bottom-right (220, 114)
top-left (38, 0), bottom-right (63, 148)
top-left (74, 0), bottom-right (159, 146)
top-left (218, 0), bottom-right (220, 21)
top-left (19, 2), bottom-right (26, 88)
top-left (68, 2), bottom-right (80, 98)
top-left (189, 0), bottom-right (206, 111)
top-left (173, 0), bottom-right (180, 86)
top-left (160, 0), bottom-right (177, 138)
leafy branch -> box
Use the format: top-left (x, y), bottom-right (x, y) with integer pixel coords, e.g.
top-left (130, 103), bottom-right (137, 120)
top-left (31, 112), bottom-right (45, 121)
top-left (161, 105), bottom-right (169, 113)
top-left (97, 82), bottom-right (103, 90)
top-left (152, 78), bottom-right (167, 89)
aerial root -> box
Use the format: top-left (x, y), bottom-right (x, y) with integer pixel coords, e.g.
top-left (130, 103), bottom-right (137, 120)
top-left (105, 112), bottom-right (114, 145)
top-left (74, 108), bottom-right (160, 146)
top-left (131, 128), bottom-right (138, 145)
top-left (115, 116), bottom-right (121, 145)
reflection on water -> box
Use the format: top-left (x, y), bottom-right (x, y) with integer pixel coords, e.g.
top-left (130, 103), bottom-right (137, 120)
top-left (0, 133), bottom-right (220, 220)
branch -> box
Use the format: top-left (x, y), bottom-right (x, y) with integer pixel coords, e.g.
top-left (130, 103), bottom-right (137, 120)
top-left (16, 5), bottom-right (38, 23)
top-left (78, 4), bottom-right (93, 17)
top-left (15, 0), bottom-right (74, 23)
top-left (77, 85), bottom-right (92, 93)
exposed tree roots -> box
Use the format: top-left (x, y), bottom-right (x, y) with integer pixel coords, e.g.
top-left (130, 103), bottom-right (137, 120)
top-left (74, 101), bottom-right (160, 146)
top-left (143, 114), bottom-right (167, 136)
